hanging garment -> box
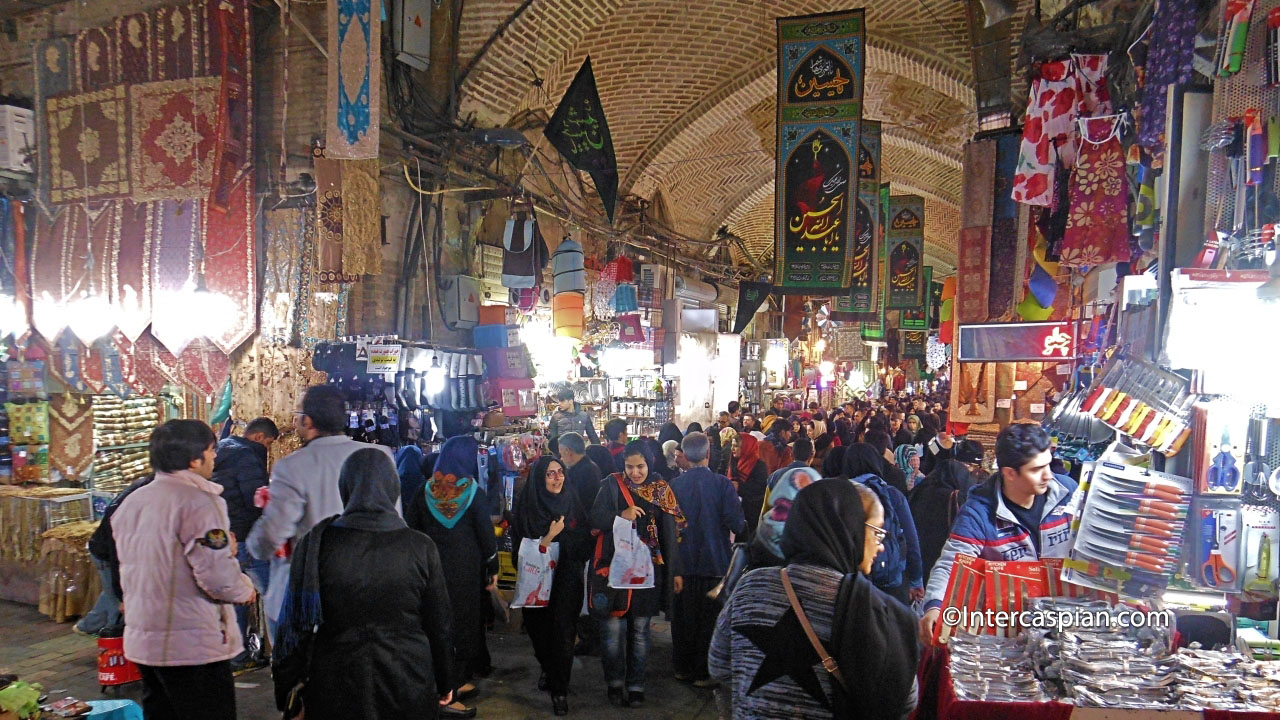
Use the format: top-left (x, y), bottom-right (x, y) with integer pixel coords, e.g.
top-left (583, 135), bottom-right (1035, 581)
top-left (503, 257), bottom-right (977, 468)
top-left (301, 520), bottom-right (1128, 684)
top-left (612, 284), bottom-right (639, 313)
top-left (617, 314), bottom-right (644, 344)
top-left (502, 207), bottom-right (549, 288)
top-left (551, 237), bottom-right (586, 294)
top-left (1137, 0), bottom-right (1199, 155)
top-left (1060, 116), bottom-right (1131, 268)
top-left (1012, 55), bottom-right (1113, 207)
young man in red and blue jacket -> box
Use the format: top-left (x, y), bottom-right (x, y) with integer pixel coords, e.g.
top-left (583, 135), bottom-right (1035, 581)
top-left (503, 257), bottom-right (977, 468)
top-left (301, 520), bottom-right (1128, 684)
top-left (919, 423), bottom-right (1077, 643)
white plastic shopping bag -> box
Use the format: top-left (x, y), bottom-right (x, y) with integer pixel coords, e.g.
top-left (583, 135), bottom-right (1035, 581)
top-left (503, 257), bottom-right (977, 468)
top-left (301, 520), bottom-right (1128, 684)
top-left (608, 516), bottom-right (655, 590)
top-left (510, 537), bottom-right (559, 609)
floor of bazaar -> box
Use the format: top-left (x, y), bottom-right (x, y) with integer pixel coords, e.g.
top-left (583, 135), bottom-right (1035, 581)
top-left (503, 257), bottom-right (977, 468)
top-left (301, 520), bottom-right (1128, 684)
top-left (0, 601), bottom-right (714, 718)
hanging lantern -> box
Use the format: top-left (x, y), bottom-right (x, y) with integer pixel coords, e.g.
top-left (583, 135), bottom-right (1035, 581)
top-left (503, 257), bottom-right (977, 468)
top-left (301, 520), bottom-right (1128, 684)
top-left (552, 292), bottom-right (584, 339)
top-left (926, 333), bottom-right (949, 372)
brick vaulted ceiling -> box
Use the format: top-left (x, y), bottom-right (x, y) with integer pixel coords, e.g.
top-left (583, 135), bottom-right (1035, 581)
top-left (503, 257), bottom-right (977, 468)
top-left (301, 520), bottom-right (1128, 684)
top-left (457, 0), bottom-right (977, 271)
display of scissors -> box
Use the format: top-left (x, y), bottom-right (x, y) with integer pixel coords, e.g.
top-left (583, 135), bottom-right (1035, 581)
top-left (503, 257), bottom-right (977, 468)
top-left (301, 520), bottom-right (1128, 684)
top-left (1207, 427), bottom-right (1241, 491)
top-left (1200, 511), bottom-right (1237, 587)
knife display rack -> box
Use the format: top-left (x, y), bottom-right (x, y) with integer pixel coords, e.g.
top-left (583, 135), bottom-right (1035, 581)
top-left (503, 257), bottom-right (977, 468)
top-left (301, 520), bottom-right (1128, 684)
top-left (1075, 354), bottom-right (1198, 455)
top-left (1064, 462), bottom-right (1195, 598)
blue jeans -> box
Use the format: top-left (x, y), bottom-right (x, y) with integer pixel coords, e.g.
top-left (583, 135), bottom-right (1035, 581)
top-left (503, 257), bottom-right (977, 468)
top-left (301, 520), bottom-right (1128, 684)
top-left (233, 553), bottom-right (270, 661)
top-left (600, 615), bottom-right (651, 692)
top-left (76, 557), bottom-right (121, 634)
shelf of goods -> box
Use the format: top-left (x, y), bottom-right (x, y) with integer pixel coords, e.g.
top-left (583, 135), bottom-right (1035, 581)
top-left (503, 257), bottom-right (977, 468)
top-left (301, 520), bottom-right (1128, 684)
top-left (91, 396), bottom-right (159, 498)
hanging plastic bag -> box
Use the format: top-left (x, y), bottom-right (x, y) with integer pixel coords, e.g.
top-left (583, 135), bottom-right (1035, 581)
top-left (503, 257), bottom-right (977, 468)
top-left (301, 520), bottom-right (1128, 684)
top-left (609, 516), bottom-right (655, 590)
top-left (510, 537), bottom-right (559, 609)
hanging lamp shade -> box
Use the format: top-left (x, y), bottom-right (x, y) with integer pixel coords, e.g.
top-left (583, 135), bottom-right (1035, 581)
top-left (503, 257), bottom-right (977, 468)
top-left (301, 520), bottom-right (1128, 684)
top-left (552, 292), bottom-right (584, 339)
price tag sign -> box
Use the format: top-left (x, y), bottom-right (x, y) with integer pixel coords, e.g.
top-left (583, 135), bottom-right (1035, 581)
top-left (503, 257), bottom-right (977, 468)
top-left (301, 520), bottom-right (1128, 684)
top-left (367, 344), bottom-right (403, 374)
top-left (996, 399), bottom-right (1012, 409)
top-left (1056, 364), bottom-right (1071, 375)
top-left (1014, 380), bottom-right (1028, 391)
top-left (1030, 403), bottom-right (1046, 414)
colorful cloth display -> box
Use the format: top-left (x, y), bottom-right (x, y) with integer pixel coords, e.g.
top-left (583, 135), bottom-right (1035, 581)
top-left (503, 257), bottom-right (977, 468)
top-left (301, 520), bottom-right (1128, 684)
top-left (1060, 116), bottom-right (1131, 268)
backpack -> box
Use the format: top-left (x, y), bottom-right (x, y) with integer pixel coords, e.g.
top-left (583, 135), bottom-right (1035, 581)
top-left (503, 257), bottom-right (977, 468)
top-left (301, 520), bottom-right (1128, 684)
top-left (853, 473), bottom-right (907, 589)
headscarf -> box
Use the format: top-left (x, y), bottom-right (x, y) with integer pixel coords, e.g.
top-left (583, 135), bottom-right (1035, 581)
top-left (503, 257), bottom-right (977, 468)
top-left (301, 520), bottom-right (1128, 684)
top-left (736, 433), bottom-right (761, 481)
top-left (618, 440), bottom-right (686, 531)
top-left (909, 459), bottom-right (975, 577)
top-left (657, 422), bottom-right (684, 447)
top-left (662, 440), bottom-right (681, 467)
top-left (905, 414), bottom-right (922, 434)
top-left (756, 467), bottom-right (822, 561)
top-left (686, 422), bottom-right (703, 435)
top-left (425, 435), bottom-right (480, 529)
top-left (895, 445), bottom-right (923, 489)
top-left (781, 478), bottom-right (870, 573)
top-left (759, 414), bottom-right (779, 434)
top-left (821, 445), bottom-right (847, 478)
top-left (395, 445), bottom-right (427, 509)
top-left (335, 448), bottom-right (408, 531)
top-left (841, 442), bottom-right (887, 481)
top-left (514, 456), bottom-right (579, 541)
top-left (583, 445), bottom-right (615, 482)
top-left (780, 481), bottom-right (920, 720)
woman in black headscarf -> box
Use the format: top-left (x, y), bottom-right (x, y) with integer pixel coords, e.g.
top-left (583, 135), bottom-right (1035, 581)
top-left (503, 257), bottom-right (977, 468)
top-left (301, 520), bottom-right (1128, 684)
top-left (511, 457), bottom-right (591, 716)
top-left (820, 445), bottom-right (847, 479)
top-left (914, 412), bottom-right (940, 448)
top-left (709, 480), bottom-right (919, 719)
top-left (274, 449), bottom-right (454, 720)
top-left (657, 423), bottom-right (684, 448)
top-left (908, 459), bottom-right (976, 577)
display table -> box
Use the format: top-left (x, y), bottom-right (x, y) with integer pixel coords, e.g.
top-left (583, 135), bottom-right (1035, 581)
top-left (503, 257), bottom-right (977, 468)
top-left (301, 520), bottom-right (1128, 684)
top-left (920, 646), bottom-right (1280, 720)
top-left (0, 487), bottom-right (92, 604)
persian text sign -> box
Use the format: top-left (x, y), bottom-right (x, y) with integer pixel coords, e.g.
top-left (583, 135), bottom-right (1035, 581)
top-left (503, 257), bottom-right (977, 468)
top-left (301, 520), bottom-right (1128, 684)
top-left (956, 322), bottom-right (1077, 362)
top-left (774, 10), bottom-right (866, 294)
top-left (885, 195), bottom-right (925, 309)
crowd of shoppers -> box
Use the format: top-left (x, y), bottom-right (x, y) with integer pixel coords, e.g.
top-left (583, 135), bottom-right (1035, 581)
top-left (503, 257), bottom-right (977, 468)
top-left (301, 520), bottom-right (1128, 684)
top-left (89, 382), bottom-right (1086, 720)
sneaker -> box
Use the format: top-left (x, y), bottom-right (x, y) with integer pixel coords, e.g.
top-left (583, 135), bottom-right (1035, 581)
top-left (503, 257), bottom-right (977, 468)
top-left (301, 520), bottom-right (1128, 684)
top-left (71, 625), bottom-right (96, 638)
top-left (692, 678), bottom-right (719, 689)
top-left (673, 672), bottom-right (691, 683)
top-left (626, 691), bottom-right (645, 708)
top-left (552, 695), bottom-right (569, 716)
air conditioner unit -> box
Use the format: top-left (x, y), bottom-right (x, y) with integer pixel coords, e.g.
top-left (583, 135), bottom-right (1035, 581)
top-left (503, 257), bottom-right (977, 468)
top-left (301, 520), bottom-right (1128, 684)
top-left (673, 276), bottom-right (718, 304)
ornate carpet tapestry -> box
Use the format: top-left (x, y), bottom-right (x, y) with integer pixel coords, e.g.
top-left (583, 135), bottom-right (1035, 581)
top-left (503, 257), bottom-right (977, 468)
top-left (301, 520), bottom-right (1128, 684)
top-left (48, 393), bottom-right (93, 480)
top-left (956, 227), bottom-right (991, 324)
top-left (885, 196), bottom-right (924, 309)
top-left (988, 131), bottom-right (1026, 320)
top-left (774, 9), bottom-right (865, 294)
top-left (326, 0), bottom-right (381, 159)
top-left (261, 206), bottom-right (308, 345)
top-left (148, 199), bottom-right (200, 354)
top-left (31, 0), bottom-right (255, 354)
top-left (340, 158), bottom-right (382, 277)
top-left (949, 358), bottom-right (996, 425)
top-left (313, 155), bottom-right (353, 283)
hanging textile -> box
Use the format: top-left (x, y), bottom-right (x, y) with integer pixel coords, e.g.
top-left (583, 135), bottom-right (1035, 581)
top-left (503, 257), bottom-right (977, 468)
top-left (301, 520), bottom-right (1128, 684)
top-left (339, 158), bottom-right (382, 277)
top-left (261, 206), bottom-right (309, 345)
top-left (48, 393), bottom-right (93, 482)
top-left (900, 267), bottom-right (933, 329)
top-left (1011, 54), bottom-right (1113, 206)
top-left (115, 202), bottom-right (154, 342)
top-left (148, 199), bottom-right (201, 354)
top-left (325, 0), bottom-right (381, 159)
top-left (502, 204), bottom-right (549, 288)
top-left (733, 281), bottom-right (772, 335)
top-left (774, 9), bottom-right (866, 294)
top-left (1137, 0), bottom-right (1199, 156)
top-left (848, 120), bottom-right (882, 313)
top-left (544, 57), bottom-right (619, 223)
top-left (203, 180), bottom-right (258, 354)
top-left (988, 132), bottom-right (1027, 320)
top-left (1059, 116), bottom-right (1131, 268)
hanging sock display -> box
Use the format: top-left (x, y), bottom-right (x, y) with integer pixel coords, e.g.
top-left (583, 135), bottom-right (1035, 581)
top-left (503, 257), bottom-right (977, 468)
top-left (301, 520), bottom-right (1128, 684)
top-left (1060, 115), bottom-right (1132, 269)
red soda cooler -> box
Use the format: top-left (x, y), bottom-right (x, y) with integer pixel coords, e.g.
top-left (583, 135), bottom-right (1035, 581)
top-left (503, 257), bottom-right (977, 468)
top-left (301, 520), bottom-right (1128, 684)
top-left (97, 633), bottom-right (141, 688)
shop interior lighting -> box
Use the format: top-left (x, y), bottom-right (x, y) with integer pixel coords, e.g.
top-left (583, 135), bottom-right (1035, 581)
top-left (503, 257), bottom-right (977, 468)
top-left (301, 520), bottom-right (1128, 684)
top-left (0, 293), bottom-right (21, 338)
top-left (600, 347), bottom-right (656, 375)
top-left (66, 292), bottom-right (115, 344)
top-left (423, 355), bottom-right (447, 396)
top-left (1161, 589), bottom-right (1227, 610)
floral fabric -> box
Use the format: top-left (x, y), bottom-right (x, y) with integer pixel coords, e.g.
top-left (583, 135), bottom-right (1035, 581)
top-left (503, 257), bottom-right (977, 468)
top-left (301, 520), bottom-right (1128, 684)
top-left (1012, 55), bottom-right (1113, 207)
top-left (1137, 0), bottom-right (1200, 155)
top-left (1060, 117), bottom-right (1130, 268)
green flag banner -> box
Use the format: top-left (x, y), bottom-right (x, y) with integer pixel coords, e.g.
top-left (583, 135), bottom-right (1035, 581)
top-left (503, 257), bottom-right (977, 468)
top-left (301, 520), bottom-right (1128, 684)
top-left (885, 195), bottom-right (925, 309)
top-left (774, 10), bottom-right (866, 294)
top-left (902, 330), bottom-right (926, 358)
top-left (862, 182), bottom-right (890, 341)
top-left (900, 266), bottom-right (933, 329)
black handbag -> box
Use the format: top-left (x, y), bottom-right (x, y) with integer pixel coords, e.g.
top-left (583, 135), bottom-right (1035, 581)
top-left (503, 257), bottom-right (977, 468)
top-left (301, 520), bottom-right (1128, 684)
top-left (272, 631), bottom-right (313, 720)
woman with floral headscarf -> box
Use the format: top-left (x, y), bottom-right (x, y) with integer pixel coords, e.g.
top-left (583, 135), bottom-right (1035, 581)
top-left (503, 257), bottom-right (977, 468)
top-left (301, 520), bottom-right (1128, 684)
top-left (895, 445), bottom-right (925, 491)
top-left (590, 441), bottom-right (685, 708)
top-left (405, 436), bottom-right (497, 716)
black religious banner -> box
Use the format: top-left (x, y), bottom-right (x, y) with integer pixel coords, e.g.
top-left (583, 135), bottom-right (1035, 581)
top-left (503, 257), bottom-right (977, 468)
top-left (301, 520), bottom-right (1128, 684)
top-left (545, 57), bottom-right (619, 224)
top-left (862, 182), bottom-right (890, 341)
top-left (902, 330), bottom-right (926, 359)
top-left (900, 266), bottom-right (933, 329)
top-left (733, 281), bottom-right (773, 335)
top-left (774, 10), bottom-right (866, 294)
top-left (885, 195), bottom-right (925, 309)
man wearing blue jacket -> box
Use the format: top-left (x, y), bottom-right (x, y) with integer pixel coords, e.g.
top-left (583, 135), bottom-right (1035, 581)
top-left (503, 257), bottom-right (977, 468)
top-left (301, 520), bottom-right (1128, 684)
top-left (918, 423), bottom-right (1077, 643)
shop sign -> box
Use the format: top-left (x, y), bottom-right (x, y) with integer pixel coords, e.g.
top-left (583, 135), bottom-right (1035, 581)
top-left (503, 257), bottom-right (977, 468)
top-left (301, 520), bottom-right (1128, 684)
top-left (366, 343), bottom-right (403, 373)
top-left (956, 322), bottom-right (1076, 362)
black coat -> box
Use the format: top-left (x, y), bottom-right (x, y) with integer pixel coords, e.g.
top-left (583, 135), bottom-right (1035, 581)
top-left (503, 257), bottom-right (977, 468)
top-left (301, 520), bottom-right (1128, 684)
top-left (405, 487), bottom-right (498, 678)
top-left (733, 460), bottom-right (769, 538)
top-left (566, 458), bottom-right (603, 511)
top-left (590, 476), bottom-right (683, 618)
top-left (89, 475), bottom-right (155, 599)
top-left (893, 428), bottom-right (915, 448)
top-left (304, 526), bottom-right (453, 720)
top-left (211, 436), bottom-right (269, 541)
top-left (908, 460), bottom-right (973, 577)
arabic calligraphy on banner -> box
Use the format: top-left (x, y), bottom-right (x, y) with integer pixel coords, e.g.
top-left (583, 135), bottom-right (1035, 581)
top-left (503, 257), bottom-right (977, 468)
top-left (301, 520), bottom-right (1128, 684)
top-left (544, 57), bottom-right (619, 223)
top-left (862, 182), bottom-right (890, 341)
top-left (775, 9), bottom-right (866, 294)
top-left (900, 266), bottom-right (933, 329)
top-left (902, 330), bottom-right (926, 359)
top-left (885, 195), bottom-right (925, 309)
